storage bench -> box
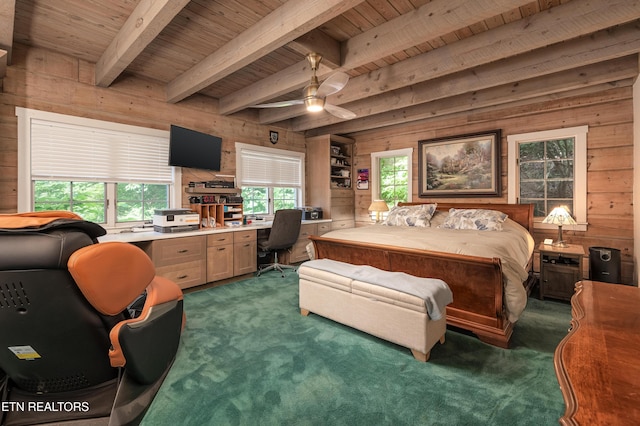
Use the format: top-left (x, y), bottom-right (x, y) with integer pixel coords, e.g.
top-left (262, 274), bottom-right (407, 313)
top-left (298, 259), bottom-right (451, 362)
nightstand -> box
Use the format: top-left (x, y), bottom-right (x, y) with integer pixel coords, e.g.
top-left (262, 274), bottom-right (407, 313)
top-left (539, 243), bottom-right (585, 301)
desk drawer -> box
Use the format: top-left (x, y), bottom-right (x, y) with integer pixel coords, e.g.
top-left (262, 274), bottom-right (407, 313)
top-left (234, 229), bottom-right (257, 243)
top-left (149, 236), bottom-right (205, 267)
top-left (299, 223), bottom-right (317, 240)
top-left (156, 259), bottom-right (206, 289)
top-left (317, 223), bottom-right (331, 235)
top-left (331, 220), bottom-right (355, 230)
top-left (207, 233), bottom-right (234, 247)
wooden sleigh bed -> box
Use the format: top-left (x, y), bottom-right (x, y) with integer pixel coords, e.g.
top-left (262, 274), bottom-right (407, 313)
top-left (308, 202), bottom-right (535, 348)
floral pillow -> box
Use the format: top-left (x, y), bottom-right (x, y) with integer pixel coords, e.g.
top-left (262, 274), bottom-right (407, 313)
top-left (439, 208), bottom-right (508, 231)
top-left (383, 204), bottom-right (437, 227)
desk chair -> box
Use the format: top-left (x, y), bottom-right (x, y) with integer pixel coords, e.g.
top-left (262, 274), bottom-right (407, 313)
top-left (257, 209), bottom-right (302, 277)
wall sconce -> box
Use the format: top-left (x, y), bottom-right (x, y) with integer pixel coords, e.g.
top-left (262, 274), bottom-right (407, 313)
top-left (542, 206), bottom-right (576, 247)
top-left (368, 199), bottom-right (389, 223)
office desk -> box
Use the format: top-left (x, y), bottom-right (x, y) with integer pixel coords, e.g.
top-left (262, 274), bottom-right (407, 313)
top-left (99, 219), bottom-right (332, 289)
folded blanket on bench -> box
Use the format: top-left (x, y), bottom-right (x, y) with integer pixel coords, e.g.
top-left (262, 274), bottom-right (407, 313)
top-left (299, 259), bottom-right (453, 320)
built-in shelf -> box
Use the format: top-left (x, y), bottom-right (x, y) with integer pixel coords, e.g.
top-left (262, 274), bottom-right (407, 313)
top-left (185, 187), bottom-right (239, 194)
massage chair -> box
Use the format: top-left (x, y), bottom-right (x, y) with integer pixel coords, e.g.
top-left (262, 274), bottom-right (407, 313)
top-left (0, 212), bottom-right (184, 425)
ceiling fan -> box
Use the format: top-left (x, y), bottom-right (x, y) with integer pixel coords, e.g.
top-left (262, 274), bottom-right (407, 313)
top-left (251, 53), bottom-right (356, 120)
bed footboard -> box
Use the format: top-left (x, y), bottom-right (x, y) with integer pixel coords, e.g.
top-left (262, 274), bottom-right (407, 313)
top-left (309, 235), bottom-right (513, 348)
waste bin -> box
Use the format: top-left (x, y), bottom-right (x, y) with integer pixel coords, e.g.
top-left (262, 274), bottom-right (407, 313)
top-left (589, 247), bottom-right (621, 284)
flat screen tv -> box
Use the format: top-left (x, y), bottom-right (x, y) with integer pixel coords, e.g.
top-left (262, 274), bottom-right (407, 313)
top-left (169, 124), bottom-right (222, 171)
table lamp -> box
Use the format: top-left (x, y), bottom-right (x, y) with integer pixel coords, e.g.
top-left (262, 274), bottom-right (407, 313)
top-left (368, 200), bottom-right (389, 223)
top-left (542, 206), bottom-right (576, 247)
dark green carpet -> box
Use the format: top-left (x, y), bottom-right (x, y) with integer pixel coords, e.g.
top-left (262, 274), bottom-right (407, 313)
top-left (141, 271), bottom-right (571, 426)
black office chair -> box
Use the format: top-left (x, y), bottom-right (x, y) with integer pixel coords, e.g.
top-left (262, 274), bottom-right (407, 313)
top-left (0, 211), bottom-right (184, 426)
top-left (257, 209), bottom-right (302, 277)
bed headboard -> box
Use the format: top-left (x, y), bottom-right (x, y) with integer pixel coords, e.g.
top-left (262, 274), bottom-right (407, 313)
top-left (397, 202), bottom-right (534, 232)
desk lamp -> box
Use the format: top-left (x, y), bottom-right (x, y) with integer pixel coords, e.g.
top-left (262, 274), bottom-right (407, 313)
top-left (542, 206), bottom-right (576, 248)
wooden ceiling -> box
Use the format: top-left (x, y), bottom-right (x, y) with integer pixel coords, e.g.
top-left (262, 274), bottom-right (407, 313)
top-left (3, 0), bottom-right (640, 136)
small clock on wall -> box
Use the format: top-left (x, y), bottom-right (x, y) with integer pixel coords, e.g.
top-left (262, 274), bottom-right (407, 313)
top-left (269, 130), bottom-right (279, 144)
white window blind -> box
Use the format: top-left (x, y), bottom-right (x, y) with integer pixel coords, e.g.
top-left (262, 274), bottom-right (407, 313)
top-left (30, 119), bottom-right (172, 183)
top-left (238, 145), bottom-right (302, 187)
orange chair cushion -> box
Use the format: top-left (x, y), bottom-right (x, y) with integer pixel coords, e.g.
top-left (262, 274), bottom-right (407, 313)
top-left (0, 211), bottom-right (83, 229)
top-left (67, 242), bottom-right (156, 316)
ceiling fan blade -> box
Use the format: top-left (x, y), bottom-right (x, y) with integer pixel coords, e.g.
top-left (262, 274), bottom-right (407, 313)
top-left (252, 99), bottom-right (304, 108)
top-left (324, 103), bottom-right (356, 120)
top-left (316, 72), bottom-right (349, 98)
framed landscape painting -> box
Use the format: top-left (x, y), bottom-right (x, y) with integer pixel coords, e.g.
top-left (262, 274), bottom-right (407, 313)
top-left (418, 130), bottom-right (501, 197)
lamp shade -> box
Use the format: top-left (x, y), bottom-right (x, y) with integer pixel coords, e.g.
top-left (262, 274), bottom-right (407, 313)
top-left (368, 200), bottom-right (389, 223)
top-left (368, 200), bottom-right (389, 213)
top-left (542, 206), bottom-right (576, 226)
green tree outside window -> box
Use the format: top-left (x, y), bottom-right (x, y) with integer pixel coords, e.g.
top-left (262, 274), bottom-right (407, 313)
top-left (379, 156), bottom-right (409, 209)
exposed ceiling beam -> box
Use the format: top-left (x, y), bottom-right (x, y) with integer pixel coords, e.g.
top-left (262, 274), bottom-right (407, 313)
top-left (307, 71), bottom-right (635, 136)
top-left (0, 0), bottom-right (15, 71)
top-left (338, 0), bottom-right (640, 105)
top-left (341, 0), bottom-right (533, 70)
top-left (268, 0), bottom-right (640, 127)
top-left (233, 0), bottom-right (532, 120)
top-left (287, 29), bottom-right (341, 68)
top-left (95, 0), bottom-right (190, 87)
top-left (166, 0), bottom-right (365, 103)
top-left (291, 19), bottom-right (640, 131)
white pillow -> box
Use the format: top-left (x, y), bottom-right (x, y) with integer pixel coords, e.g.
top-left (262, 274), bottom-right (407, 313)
top-left (383, 204), bottom-right (437, 227)
top-left (439, 208), bottom-right (508, 231)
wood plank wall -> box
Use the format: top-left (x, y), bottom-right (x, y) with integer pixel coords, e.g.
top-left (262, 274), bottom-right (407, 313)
top-left (0, 44), bottom-right (634, 284)
top-left (0, 43), bottom-right (305, 213)
top-left (351, 87), bottom-right (635, 284)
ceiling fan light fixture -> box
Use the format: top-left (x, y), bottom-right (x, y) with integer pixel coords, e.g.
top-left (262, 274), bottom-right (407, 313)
top-left (251, 52), bottom-right (355, 120)
top-left (305, 97), bottom-right (325, 112)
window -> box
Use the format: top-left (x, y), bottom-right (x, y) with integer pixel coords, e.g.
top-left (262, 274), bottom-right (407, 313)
top-left (371, 148), bottom-right (413, 209)
top-left (16, 108), bottom-right (181, 228)
top-left (507, 126), bottom-right (587, 230)
top-left (116, 183), bottom-right (169, 222)
top-left (241, 187), bottom-right (269, 215)
top-left (236, 143), bottom-right (304, 216)
top-left (34, 181), bottom-right (106, 222)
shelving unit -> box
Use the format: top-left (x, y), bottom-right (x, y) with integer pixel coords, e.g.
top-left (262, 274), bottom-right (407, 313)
top-left (330, 143), bottom-right (352, 189)
top-left (185, 187), bottom-right (243, 229)
top-left (307, 134), bottom-right (355, 230)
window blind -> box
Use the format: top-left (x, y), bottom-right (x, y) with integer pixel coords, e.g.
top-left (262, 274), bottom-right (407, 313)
top-left (238, 146), bottom-right (302, 187)
top-left (30, 119), bottom-right (172, 183)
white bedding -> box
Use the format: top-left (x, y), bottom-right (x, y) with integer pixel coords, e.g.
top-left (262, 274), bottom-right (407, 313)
top-left (317, 212), bottom-right (535, 323)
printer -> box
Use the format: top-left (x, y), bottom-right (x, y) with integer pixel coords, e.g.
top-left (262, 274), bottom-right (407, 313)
top-left (153, 209), bottom-right (200, 233)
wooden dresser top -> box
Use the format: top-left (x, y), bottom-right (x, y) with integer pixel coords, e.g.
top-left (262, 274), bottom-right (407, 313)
top-left (554, 280), bottom-right (640, 425)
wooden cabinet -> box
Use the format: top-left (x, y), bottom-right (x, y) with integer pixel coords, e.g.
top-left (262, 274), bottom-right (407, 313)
top-left (287, 222), bottom-right (331, 263)
top-left (539, 243), bottom-right (585, 301)
top-left (141, 235), bottom-right (207, 289)
top-left (139, 229), bottom-right (257, 289)
top-left (307, 134), bottom-right (355, 229)
top-left (207, 230), bottom-right (258, 279)
top-left (233, 229), bottom-right (257, 275)
top-left (206, 233), bottom-right (234, 282)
